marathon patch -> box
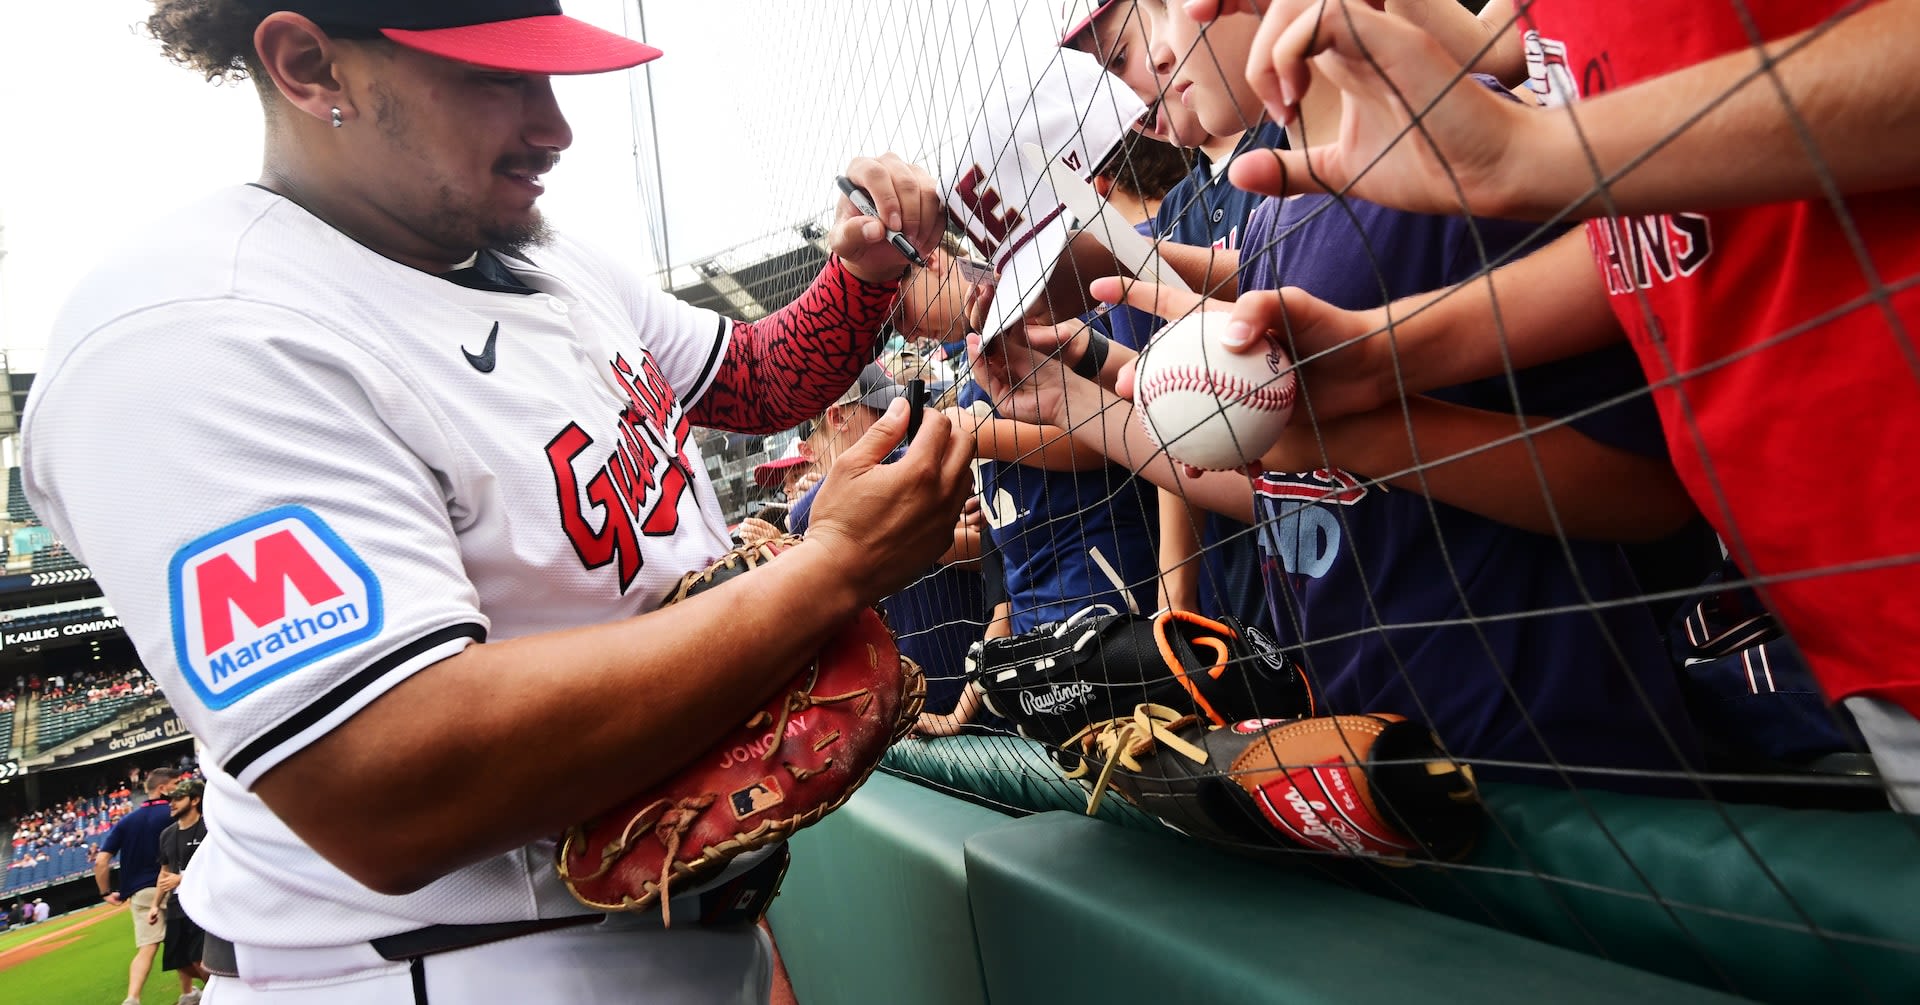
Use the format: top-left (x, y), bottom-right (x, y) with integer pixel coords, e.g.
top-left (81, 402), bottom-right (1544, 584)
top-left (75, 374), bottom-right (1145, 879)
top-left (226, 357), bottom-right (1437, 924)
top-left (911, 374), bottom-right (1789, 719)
top-left (169, 506), bottom-right (382, 710)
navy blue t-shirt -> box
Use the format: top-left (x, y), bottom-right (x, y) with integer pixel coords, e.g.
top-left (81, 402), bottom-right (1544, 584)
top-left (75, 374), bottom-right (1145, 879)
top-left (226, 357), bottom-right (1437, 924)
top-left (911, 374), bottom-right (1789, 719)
top-left (100, 798), bottom-right (174, 894)
top-left (789, 468), bottom-right (987, 714)
top-left (1123, 124), bottom-right (1287, 636)
top-left (1239, 192), bottom-right (1702, 785)
top-left (957, 382), bottom-right (1158, 634)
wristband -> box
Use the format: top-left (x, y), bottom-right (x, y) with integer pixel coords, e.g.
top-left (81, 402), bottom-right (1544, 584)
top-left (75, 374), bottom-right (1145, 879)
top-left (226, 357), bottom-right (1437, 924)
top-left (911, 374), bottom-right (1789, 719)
top-left (1071, 329), bottom-right (1112, 380)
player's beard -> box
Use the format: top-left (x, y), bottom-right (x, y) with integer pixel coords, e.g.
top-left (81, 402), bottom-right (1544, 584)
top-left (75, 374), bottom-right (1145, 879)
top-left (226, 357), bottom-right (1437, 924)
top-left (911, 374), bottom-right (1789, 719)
top-left (418, 180), bottom-right (553, 261)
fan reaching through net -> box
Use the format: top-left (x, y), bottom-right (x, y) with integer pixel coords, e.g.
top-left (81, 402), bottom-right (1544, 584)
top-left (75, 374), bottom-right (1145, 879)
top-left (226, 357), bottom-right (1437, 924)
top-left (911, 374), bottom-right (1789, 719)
top-left (676, 0), bottom-right (1920, 999)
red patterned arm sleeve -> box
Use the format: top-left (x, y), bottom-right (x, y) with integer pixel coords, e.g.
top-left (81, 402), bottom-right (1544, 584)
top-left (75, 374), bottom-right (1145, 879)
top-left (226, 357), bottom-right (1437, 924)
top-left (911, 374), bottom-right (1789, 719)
top-left (687, 257), bottom-right (901, 434)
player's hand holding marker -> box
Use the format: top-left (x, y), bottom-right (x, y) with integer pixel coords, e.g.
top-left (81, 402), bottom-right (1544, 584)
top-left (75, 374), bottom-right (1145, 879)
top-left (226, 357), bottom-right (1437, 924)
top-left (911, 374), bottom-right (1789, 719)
top-left (831, 154), bottom-right (943, 285)
top-left (807, 397), bottom-right (975, 600)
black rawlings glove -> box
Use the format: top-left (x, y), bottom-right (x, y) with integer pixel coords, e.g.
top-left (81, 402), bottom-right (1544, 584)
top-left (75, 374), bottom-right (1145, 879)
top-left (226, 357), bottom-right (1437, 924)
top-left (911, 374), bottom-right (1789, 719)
top-left (971, 607), bottom-right (1314, 765)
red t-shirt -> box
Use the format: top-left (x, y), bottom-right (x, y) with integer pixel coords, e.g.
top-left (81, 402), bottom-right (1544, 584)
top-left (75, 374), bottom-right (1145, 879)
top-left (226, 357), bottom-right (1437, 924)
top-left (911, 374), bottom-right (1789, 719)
top-left (1520, 1), bottom-right (1920, 714)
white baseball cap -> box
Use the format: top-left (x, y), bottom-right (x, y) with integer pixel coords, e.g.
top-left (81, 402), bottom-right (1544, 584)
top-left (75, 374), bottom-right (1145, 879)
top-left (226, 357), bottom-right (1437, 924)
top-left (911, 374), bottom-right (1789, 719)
top-left (944, 47), bottom-right (1147, 344)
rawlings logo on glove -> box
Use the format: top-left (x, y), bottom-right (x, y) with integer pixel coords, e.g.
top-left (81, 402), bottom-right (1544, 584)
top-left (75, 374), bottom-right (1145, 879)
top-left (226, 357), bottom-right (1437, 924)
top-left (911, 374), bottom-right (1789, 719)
top-left (556, 536), bottom-right (925, 922)
top-left (973, 606), bottom-right (1482, 862)
top-left (971, 607), bottom-right (1316, 765)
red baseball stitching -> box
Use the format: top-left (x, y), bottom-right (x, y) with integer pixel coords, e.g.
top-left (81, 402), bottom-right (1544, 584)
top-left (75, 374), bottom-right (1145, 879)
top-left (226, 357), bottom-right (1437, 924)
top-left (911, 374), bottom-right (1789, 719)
top-left (1137, 363), bottom-right (1298, 414)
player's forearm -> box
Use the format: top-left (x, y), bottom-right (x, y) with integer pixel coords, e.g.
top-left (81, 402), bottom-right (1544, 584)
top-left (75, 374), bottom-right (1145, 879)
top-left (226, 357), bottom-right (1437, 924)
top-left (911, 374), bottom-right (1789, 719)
top-left (1506, 0), bottom-right (1920, 219)
top-left (254, 539), bottom-right (871, 896)
top-left (1324, 397), bottom-right (1697, 541)
top-left (1355, 231), bottom-right (1621, 410)
top-left (687, 257), bottom-right (900, 434)
top-left (92, 855), bottom-right (111, 893)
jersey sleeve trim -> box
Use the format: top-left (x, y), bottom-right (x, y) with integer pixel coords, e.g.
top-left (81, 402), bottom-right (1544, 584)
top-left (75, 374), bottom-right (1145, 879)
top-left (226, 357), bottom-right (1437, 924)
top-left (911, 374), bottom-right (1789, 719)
top-left (221, 622), bottom-right (485, 783)
top-left (681, 316), bottom-right (730, 408)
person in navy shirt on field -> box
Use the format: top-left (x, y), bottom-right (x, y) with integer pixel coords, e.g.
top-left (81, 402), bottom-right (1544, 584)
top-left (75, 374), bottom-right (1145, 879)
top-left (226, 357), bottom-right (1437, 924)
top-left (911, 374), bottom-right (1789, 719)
top-left (95, 767), bottom-right (180, 1005)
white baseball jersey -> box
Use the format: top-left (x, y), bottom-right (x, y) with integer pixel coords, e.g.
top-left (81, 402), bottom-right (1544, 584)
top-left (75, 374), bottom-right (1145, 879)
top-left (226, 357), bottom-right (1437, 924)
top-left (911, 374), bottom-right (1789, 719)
top-left (22, 186), bottom-right (744, 954)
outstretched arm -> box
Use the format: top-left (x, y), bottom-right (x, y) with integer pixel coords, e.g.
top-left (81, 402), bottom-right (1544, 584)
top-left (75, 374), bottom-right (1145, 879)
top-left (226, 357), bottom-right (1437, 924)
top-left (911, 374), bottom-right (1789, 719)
top-left (1286, 397), bottom-right (1698, 541)
top-left (1226, 0), bottom-right (1920, 219)
top-left (257, 403), bottom-right (974, 895)
top-left (689, 259), bottom-right (901, 434)
top-left (1096, 231), bottom-right (1620, 422)
top-left (690, 155), bottom-right (940, 433)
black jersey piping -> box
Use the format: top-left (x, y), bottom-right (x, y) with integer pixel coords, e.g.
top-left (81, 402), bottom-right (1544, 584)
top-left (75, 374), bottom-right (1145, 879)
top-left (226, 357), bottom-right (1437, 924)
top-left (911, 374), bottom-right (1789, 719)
top-left (223, 623), bottom-right (486, 779)
top-left (686, 316), bottom-right (729, 405)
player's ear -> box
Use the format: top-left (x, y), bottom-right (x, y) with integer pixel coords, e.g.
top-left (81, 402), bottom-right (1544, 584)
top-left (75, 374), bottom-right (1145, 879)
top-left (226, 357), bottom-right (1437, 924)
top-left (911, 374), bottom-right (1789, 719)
top-left (1093, 175), bottom-right (1116, 199)
top-left (253, 12), bottom-right (353, 129)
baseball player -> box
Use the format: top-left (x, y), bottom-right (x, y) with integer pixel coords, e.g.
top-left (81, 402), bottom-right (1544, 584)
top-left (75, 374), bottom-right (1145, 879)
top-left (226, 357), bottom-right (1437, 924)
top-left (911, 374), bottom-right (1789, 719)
top-left (1159, 0), bottom-right (1920, 806)
top-left (24, 3), bottom-right (970, 1001)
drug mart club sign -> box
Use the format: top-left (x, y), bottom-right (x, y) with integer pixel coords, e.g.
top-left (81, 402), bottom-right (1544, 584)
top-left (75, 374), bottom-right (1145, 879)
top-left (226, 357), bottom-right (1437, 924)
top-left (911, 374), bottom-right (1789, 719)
top-left (0, 614), bottom-right (122, 650)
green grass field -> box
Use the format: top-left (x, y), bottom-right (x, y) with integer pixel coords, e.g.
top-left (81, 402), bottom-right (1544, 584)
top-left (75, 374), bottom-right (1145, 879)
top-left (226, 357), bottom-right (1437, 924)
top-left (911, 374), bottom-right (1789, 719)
top-left (0, 904), bottom-right (200, 1004)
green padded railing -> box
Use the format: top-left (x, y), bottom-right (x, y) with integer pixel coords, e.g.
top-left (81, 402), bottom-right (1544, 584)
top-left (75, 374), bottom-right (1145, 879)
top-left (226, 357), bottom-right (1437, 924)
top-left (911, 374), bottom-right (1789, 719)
top-left (966, 811), bottom-right (1748, 1005)
top-left (771, 771), bottom-right (1008, 1005)
top-left (886, 733), bottom-right (1920, 1002)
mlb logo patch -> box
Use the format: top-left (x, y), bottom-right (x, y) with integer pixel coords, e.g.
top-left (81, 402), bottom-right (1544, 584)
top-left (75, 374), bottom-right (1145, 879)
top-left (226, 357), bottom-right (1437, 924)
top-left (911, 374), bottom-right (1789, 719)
top-left (169, 506), bottom-right (382, 709)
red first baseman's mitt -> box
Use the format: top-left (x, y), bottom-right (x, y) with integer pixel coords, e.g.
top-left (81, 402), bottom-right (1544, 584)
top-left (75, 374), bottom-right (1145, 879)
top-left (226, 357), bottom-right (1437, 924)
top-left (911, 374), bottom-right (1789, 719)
top-left (556, 535), bottom-right (925, 921)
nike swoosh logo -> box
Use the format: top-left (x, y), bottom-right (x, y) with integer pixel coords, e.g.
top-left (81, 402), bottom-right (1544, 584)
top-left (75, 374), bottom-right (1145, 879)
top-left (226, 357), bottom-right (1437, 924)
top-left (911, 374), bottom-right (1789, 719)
top-left (463, 322), bottom-right (499, 373)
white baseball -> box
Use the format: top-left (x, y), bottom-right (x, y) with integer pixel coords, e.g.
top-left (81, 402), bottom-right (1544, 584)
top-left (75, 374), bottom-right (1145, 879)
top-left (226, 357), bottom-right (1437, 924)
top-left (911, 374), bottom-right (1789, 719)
top-left (1132, 311), bottom-right (1298, 471)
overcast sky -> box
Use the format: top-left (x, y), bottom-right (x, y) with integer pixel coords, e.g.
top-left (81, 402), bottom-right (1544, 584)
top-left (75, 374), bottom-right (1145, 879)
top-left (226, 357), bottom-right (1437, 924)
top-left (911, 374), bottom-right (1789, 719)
top-left (0, 0), bottom-right (1064, 374)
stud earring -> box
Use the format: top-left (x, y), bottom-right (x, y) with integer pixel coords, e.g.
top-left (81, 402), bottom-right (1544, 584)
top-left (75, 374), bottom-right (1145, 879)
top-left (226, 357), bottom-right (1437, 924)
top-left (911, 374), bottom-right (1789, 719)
top-left (331, 107), bottom-right (343, 129)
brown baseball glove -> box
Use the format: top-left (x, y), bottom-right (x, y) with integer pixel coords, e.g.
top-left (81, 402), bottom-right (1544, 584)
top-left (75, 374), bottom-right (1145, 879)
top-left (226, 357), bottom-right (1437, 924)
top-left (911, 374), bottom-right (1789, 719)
top-left (556, 535), bottom-right (925, 921)
top-left (1065, 709), bottom-right (1483, 863)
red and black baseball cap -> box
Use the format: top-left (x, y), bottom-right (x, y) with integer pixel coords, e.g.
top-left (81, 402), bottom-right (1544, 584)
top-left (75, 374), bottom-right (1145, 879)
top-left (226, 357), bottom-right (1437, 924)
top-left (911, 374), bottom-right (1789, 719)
top-left (250, 1), bottom-right (663, 75)
top-left (1059, 0), bottom-right (1126, 48)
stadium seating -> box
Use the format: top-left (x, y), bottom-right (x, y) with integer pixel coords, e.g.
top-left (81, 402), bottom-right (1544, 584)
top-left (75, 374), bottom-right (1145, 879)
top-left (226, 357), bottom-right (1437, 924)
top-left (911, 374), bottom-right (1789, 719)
top-left (2, 845), bottom-right (93, 897)
top-left (32, 686), bottom-right (153, 753)
top-left (0, 606), bottom-right (104, 631)
top-left (33, 696), bottom-right (145, 752)
top-left (5, 467), bottom-right (34, 523)
top-left (28, 545), bottom-right (81, 573)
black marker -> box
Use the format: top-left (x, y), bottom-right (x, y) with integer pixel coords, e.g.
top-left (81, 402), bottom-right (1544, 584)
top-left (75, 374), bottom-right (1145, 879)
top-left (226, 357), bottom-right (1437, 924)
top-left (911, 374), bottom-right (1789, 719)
top-left (836, 176), bottom-right (930, 268)
top-left (905, 379), bottom-right (928, 443)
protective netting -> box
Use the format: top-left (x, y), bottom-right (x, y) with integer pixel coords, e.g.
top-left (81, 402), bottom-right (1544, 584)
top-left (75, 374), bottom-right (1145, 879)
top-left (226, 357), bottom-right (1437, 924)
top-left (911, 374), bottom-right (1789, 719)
top-left (672, 1), bottom-right (1920, 999)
